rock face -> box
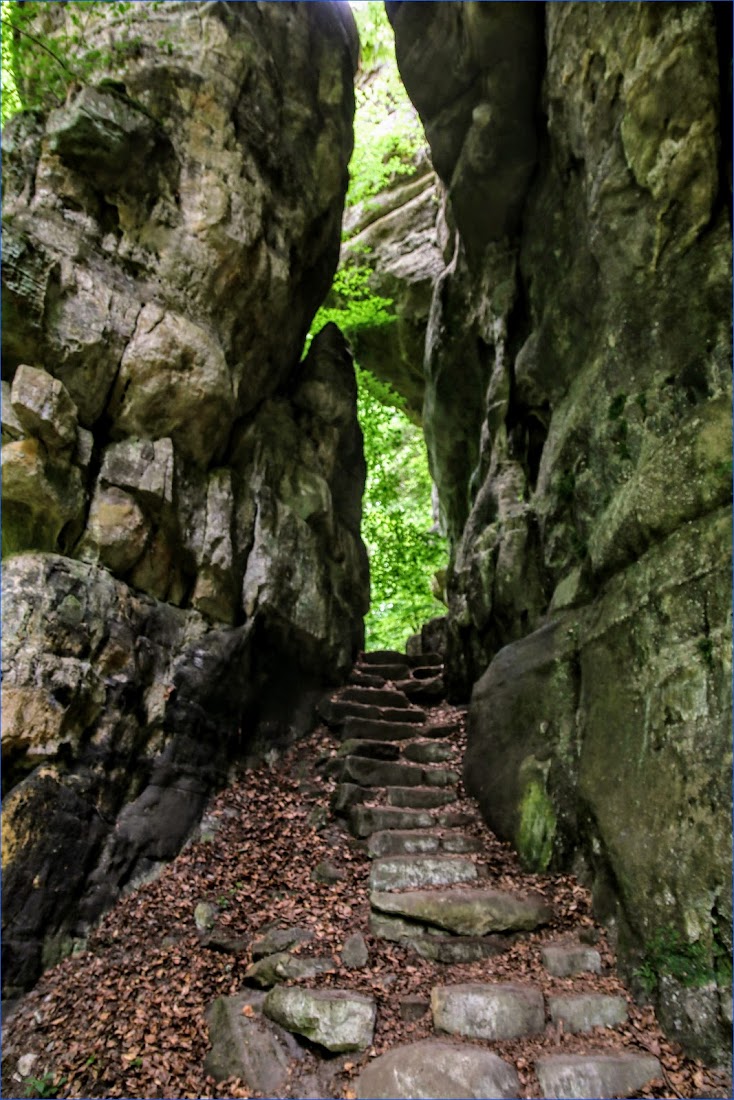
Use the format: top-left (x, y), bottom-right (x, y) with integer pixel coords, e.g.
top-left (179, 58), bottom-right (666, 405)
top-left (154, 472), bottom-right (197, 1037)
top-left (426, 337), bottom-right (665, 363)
top-left (386, 1), bottom-right (732, 1062)
top-left (1, 1), bottom-right (366, 997)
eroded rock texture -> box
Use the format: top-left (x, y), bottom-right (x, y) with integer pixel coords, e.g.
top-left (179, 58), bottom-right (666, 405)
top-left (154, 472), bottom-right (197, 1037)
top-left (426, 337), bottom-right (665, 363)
top-left (1, 1), bottom-right (367, 995)
top-left (387, 0), bottom-right (732, 1061)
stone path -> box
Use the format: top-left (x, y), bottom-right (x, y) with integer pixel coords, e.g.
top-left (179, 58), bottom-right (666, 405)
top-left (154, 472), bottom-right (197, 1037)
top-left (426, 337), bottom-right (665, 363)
top-left (207, 649), bottom-right (664, 1099)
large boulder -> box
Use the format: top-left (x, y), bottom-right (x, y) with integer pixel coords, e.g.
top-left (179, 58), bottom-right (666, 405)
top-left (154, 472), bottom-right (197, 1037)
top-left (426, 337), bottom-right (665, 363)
top-left (388, 0), bottom-right (732, 1062)
top-left (1, 2), bottom-right (366, 998)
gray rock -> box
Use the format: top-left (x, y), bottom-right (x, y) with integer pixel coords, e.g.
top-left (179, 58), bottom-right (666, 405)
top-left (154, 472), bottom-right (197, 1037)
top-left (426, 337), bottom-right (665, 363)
top-left (349, 806), bottom-right (435, 838)
top-left (204, 993), bottom-right (303, 1090)
top-left (541, 942), bottom-right (602, 977)
top-left (398, 996), bottom-right (429, 1022)
top-left (367, 830), bottom-right (442, 858)
top-left (342, 931), bottom-right (369, 969)
top-left (194, 901), bottom-right (218, 932)
top-left (11, 364), bottom-right (78, 452)
top-left (535, 1053), bottom-right (662, 1099)
top-left (432, 982), bottom-right (544, 1040)
top-left (370, 886), bottom-right (552, 935)
top-left (245, 952), bottom-right (336, 988)
top-left (548, 993), bottom-right (627, 1033)
top-left (337, 739), bottom-right (401, 761)
top-left (354, 1039), bottom-right (520, 1099)
top-left (402, 740), bottom-right (453, 763)
top-left (342, 715), bottom-right (422, 741)
top-left (331, 783), bottom-right (366, 815)
top-left (263, 986), bottom-right (376, 1052)
top-left (338, 686), bottom-right (411, 708)
top-left (386, 786), bottom-right (457, 808)
top-left (369, 854), bottom-right (477, 891)
top-left (251, 926), bottom-right (314, 960)
top-left (311, 860), bottom-right (347, 884)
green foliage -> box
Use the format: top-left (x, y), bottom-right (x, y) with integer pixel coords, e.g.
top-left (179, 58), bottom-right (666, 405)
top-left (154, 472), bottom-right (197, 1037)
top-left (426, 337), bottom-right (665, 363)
top-left (1, 1), bottom-right (167, 125)
top-left (347, 1), bottom-right (424, 208)
top-left (306, 263), bottom-right (394, 353)
top-left (23, 1073), bottom-right (67, 1100)
top-left (633, 925), bottom-right (722, 997)
top-left (608, 393), bottom-right (627, 420)
top-left (556, 470), bottom-right (576, 503)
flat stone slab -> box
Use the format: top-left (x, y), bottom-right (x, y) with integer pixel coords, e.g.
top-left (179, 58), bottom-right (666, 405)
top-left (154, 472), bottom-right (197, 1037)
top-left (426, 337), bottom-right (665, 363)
top-left (348, 669), bottom-right (385, 688)
top-left (342, 756), bottom-right (441, 788)
top-left (245, 952), bottom-right (335, 987)
top-left (370, 886), bottom-right (552, 935)
top-left (369, 913), bottom-right (510, 962)
top-left (354, 1039), bottom-right (520, 1099)
top-left (339, 686), bottom-right (411, 708)
top-left (548, 992), bottom-right (627, 1033)
top-left (360, 649), bottom-right (409, 665)
top-left (251, 926), bottom-right (313, 959)
top-left (402, 740), bottom-right (453, 763)
top-left (322, 700), bottom-right (426, 726)
top-left (541, 942), bottom-right (602, 976)
top-left (396, 676), bottom-right (446, 702)
top-left (369, 854), bottom-right (478, 891)
top-left (432, 982), bottom-right (544, 1040)
top-left (436, 810), bottom-right (477, 827)
top-left (263, 986), bottom-right (376, 1052)
top-left (337, 738), bottom-right (401, 760)
top-left (535, 1053), bottom-right (662, 1099)
top-left (407, 651), bottom-right (443, 667)
top-left (331, 783), bottom-right (365, 814)
top-left (349, 806), bottom-right (435, 837)
top-left (367, 828), bottom-right (479, 858)
top-left (342, 715), bottom-right (423, 741)
top-left (425, 720), bottom-right (461, 738)
top-left (204, 994), bottom-right (302, 1091)
top-left (386, 785), bottom-right (457, 808)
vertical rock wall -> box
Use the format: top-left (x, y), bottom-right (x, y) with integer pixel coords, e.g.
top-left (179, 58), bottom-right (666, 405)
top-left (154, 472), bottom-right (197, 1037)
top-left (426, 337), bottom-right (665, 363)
top-left (388, 0), bottom-right (731, 1061)
top-left (1, 1), bottom-right (368, 996)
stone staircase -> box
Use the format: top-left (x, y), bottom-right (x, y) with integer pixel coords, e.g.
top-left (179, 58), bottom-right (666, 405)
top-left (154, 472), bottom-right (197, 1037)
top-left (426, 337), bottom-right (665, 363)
top-left (314, 649), bottom-right (663, 1099)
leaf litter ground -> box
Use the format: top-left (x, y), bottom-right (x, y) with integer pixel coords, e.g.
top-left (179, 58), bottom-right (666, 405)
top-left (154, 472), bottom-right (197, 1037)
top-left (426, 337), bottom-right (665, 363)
top-left (2, 703), bottom-right (731, 1099)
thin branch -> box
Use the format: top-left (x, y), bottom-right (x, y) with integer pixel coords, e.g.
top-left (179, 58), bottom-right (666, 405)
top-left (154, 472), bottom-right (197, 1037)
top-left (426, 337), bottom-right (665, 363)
top-left (0, 15), bottom-right (82, 82)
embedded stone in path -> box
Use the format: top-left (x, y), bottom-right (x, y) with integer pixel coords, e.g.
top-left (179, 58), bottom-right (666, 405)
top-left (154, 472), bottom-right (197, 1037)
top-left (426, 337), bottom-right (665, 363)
top-left (386, 785), bottom-right (457, 808)
top-left (535, 1053), bottom-right (662, 1099)
top-left (342, 757), bottom-right (456, 789)
top-left (204, 994), bottom-right (302, 1092)
top-left (432, 982), bottom-right (544, 1040)
top-left (548, 992), bottom-right (627, 1033)
top-left (370, 854), bottom-right (478, 891)
top-left (339, 686), bottom-right (412, 708)
top-left (321, 700), bottom-right (426, 727)
top-left (360, 649), bottom-right (411, 665)
top-left (541, 941), bottom-right (602, 976)
top-left (331, 783), bottom-right (365, 814)
top-left (367, 828), bottom-right (480, 858)
top-left (244, 952), bottom-right (336, 988)
top-left (370, 886), bottom-right (552, 935)
top-left (342, 715), bottom-right (423, 741)
top-left (422, 719), bottom-right (461, 738)
top-left (402, 740), bottom-right (453, 763)
top-left (336, 739), bottom-right (401, 761)
top-left (349, 669), bottom-right (385, 688)
top-left (263, 986), bottom-right (376, 1052)
top-left (356, 661), bottom-right (411, 680)
top-left (354, 1039), bottom-right (520, 1099)
top-left (368, 912), bottom-right (511, 963)
top-left (349, 805), bottom-right (435, 837)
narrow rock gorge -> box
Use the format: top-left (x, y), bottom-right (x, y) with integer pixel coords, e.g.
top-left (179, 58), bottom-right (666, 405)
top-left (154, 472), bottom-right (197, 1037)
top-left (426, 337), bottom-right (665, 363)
top-left (2, 0), bottom-right (731, 1072)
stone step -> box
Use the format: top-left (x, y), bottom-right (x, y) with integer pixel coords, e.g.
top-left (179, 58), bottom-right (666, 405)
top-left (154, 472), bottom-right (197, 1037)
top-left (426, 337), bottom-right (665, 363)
top-left (541, 941), bottom-right (602, 977)
top-left (367, 828), bottom-right (481, 858)
top-left (359, 649), bottom-right (409, 665)
top-left (341, 757), bottom-right (458, 789)
top-left (548, 992), bottom-right (627, 1033)
top-left (369, 854), bottom-right (478, 891)
top-left (356, 661), bottom-right (411, 681)
top-left (349, 805), bottom-right (476, 837)
top-left (348, 669), bottom-right (385, 688)
top-left (338, 685), bottom-right (411, 708)
top-left (369, 912), bottom-right (510, 963)
top-left (331, 783), bottom-right (365, 815)
top-left (353, 1039), bottom-right (520, 1100)
top-left (406, 651), bottom-right (443, 668)
top-left (394, 675), bottom-right (445, 702)
top-left (419, 719), bottom-right (460, 739)
top-left (534, 1053), bottom-right (662, 1099)
top-left (432, 982), bottom-right (544, 1041)
top-left (370, 886), bottom-right (553, 935)
top-left (336, 739), bottom-right (401, 761)
top-left (385, 785), bottom-right (457, 809)
top-left (402, 740), bottom-right (453, 763)
top-left (321, 700), bottom-right (426, 728)
top-left (342, 715), bottom-right (425, 742)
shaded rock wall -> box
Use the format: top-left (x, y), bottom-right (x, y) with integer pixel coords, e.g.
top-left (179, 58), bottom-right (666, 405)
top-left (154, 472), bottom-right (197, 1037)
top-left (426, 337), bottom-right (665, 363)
top-left (387, 0), bottom-right (732, 1061)
top-left (1, 1), bottom-right (367, 996)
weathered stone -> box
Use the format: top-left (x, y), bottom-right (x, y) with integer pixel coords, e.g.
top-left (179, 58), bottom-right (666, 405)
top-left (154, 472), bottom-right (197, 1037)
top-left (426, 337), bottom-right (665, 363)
top-left (370, 887), bottom-right (552, 935)
top-left (251, 927), bottom-right (314, 961)
top-left (311, 861), bottom-right (346, 885)
top-left (432, 982), bottom-right (544, 1041)
top-left (402, 740), bottom-right (453, 763)
top-left (342, 716), bottom-right (424, 742)
top-left (10, 364), bottom-right (78, 452)
top-left (354, 1039), bottom-right (520, 1099)
top-left (205, 994), bottom-right (303, 1091)
top-left (387, 787), bottom-right (455, 814)
top-left (369, 855), bottom-right (477, 891)
top-left (337, 686), bottom-right (411, 708)
top-left (331, 783), bottom-right (366, 815)
top-left (263, 986), bottom-right (376, 1053)
top-left (412, 934), bottom-right (510, 964)
top-left (349, 806), bottom-right (435, 838)
top-left (541, 942), bottom-right (602, 977)
top-left (399, 995), bottom-right (429, 1022)
top-left (548, 993), bottom-right (627, 1033)
top-left (368, 830), bottom-right (441, 858)
top-left (194, 902), bottom-right (217, 933)
top-left (78, 485), bottom-right (151, 573)
top-left (245, 952), bottom-right (335, 988)
top-left (322, 700), bottom-right (425, 727)
top-left (2, 437), bottom-right (86, 555)
top-left (534, 1053), bottom-right (662, 1100)
top-left (337, 739), bottom-right (401, 761)
top-left (342, 757), bottom-right (450, 789)
top-left (341, 931), bottom-right (369, 969)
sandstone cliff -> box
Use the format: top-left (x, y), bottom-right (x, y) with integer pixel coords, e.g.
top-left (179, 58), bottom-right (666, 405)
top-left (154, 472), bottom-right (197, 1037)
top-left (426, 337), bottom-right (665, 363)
top-left (2, 1), bottom-right (367, 996)
top-left (385, 0), bottom-right (732, 1062)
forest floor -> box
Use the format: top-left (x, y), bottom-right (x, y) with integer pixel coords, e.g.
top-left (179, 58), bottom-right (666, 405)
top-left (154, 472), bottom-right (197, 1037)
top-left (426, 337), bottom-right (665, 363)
top-left (2, 703), bottom-right (731, 1100)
